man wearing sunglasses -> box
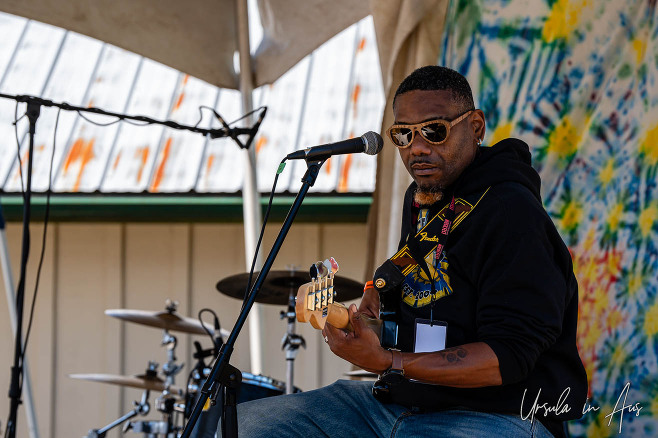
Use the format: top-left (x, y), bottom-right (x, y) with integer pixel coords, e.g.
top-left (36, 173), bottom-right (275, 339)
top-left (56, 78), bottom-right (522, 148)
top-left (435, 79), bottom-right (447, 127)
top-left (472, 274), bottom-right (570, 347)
top-left (230, 66), bottom-right (587, 438)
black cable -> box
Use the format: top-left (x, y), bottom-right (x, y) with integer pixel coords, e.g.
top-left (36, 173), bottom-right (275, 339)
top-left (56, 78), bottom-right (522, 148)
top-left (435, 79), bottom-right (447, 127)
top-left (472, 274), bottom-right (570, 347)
top-left (198, 308), bottom-right (218, 345)
top-left (21, 108), bottom-right (60, 364)
top-left (13, 102), bottom-right (26, 196)
top-left (242, 158), bottom-right (288, 309)
top-left (76, 110), bottom-right (149, 127)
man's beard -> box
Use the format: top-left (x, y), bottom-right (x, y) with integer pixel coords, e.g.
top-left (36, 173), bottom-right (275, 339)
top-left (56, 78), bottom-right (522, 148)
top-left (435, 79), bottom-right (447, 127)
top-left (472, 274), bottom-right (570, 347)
top-left (413, 184), bottom-right (444, 205)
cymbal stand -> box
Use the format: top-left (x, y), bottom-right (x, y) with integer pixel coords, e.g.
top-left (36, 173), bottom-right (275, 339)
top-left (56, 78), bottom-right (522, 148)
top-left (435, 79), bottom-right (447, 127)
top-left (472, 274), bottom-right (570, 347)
top-left (85, 390), bottom-right (150, 438)
top-left (161, 330), bottom-right (183, 389)
top-left (280, 290), bottom-right (305, 394)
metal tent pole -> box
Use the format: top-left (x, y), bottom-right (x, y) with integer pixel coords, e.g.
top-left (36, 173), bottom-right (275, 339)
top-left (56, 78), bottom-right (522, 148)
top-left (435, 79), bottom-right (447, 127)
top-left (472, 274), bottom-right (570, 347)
top-left (236, 0), bottom-right (264, 375)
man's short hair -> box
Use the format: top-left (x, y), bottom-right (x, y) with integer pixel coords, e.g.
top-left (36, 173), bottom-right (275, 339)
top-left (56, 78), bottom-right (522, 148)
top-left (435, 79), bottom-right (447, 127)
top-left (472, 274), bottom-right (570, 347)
top-left (393, 66), bottom-right (475, 112)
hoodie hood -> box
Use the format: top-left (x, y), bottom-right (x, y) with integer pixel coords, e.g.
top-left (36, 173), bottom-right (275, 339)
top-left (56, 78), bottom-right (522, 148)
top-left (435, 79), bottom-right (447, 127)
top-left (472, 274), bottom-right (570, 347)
top-left (403, 138), bottom-right (542, 204)
top-left (453, 138), bottom-right (542, 202)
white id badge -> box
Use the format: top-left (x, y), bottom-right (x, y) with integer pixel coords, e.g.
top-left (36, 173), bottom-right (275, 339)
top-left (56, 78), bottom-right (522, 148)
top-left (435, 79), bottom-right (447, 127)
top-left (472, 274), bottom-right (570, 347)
top-left (413, 319), bottom-right (447, 353)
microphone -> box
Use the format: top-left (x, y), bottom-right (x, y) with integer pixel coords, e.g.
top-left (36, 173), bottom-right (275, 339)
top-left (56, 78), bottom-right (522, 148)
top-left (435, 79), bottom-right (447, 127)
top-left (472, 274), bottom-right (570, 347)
top-left (286, 131), bottom-right (383, 161)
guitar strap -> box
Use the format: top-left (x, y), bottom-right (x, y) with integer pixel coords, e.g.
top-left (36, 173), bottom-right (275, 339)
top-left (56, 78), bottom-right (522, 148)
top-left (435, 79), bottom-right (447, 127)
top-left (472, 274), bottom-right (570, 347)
top-left (391, 187), bottom-right (490, 277)
top-left (373, 187), bottom-right (490, 348)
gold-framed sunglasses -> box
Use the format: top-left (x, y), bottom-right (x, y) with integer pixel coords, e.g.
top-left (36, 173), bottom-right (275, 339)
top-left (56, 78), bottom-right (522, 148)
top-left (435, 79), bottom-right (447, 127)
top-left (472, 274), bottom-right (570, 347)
top-left (386, 110), bottom-right (473, 148)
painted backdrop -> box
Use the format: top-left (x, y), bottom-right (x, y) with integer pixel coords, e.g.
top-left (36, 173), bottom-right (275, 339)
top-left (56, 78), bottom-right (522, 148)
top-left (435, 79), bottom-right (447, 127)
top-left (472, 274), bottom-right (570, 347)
top-left (441, 0), bottom-right (658, 436)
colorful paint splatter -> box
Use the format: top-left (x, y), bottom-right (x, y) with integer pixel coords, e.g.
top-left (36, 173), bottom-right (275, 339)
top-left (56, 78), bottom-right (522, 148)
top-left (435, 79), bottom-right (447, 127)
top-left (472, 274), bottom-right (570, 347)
top-left (441, 0), bottom-right (658, 436)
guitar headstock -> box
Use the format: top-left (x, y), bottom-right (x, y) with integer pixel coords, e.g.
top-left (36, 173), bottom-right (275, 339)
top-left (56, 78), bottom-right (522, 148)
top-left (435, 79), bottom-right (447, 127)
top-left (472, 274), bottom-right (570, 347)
top-left (296, 257), bottom-right (342, 330)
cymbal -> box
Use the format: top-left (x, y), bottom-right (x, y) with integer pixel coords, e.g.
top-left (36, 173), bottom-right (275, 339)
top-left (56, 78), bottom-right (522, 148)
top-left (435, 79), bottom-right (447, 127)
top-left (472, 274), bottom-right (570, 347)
top-left (69, 372), bottom-right (181, 393)
top-left (105, 308), bottom-right (230, 337)
top-left (216, 270), bottom-right (364, 305)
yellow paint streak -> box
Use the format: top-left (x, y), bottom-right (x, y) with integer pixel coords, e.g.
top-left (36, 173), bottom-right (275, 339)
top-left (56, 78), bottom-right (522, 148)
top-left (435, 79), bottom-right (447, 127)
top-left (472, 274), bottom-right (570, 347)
top-left (638, 203), bottom-right (658, 237)
top-left (632, 38), bottom-right (647, 65)
top-left (628, 271), bottom-right (643, 296)
top-left (606, 310), bottom-right (622, 333)
top-left (582, 322), bottom-right (601, 350)
top-left (599, 158), bottom-right (615, 185)
top-left (607, 203), bottom-right (624, 231)
top-left (542, 0), bottom-right (587, 43)
top-left (639, 123), bottom-right (658, 166)
top-left (651, 396), bottom-right (658, 417)
top-left (490, 122), bottom-right (513, 146)
top-left (548, 116), bottom-right (581, 158)
top-left (592, 286), bottom-right (608, 315)
top-left (644, 301), bottom-right (658, 337)
top-left (606, 250), bottom-right (621, 278)
top-left (561, 201), bottom-right (583, 230)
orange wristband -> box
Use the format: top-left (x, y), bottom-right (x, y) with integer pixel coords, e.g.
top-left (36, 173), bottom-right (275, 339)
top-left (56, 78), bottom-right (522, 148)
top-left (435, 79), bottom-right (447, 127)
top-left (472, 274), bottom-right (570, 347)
top-left (364, 281), bottom-right (374, 292)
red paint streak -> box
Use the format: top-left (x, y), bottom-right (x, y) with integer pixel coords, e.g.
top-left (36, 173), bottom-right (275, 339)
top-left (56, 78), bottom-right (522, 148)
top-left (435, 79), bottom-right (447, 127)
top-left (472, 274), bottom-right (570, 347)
top-left (255, 136), bottom-right (267, 154)
top-left (73, 139), bottom-right (95, 192)
top-left (337, 154), bottom-right (352, 192)
top-left (113, 151), bottom-right (122, 170)
top-left (357, 37), bottom-right (366, 52)
top-left (135, 146), bottom-right (150, 183)
top-left (351, 84), bottom-right (361, 116)
top-left (64, 138), bottom-right (85, 175)
top-left (150, 137), bottom-right (172, 192)
top-left (206, 155), bottom-right (215, 174)
top-left (173, 92), bottom-right (185, 112)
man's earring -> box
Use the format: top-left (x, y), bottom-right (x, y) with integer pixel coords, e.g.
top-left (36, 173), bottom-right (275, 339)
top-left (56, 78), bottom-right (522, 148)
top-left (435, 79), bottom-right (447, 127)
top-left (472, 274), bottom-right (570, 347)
top-left (477, 138), bottom-right (482, 146)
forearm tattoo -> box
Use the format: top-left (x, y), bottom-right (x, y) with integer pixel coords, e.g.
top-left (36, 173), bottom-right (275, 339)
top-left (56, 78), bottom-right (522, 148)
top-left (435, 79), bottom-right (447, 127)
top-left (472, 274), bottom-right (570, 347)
top-left (438, 346), bottom-right (468, 363)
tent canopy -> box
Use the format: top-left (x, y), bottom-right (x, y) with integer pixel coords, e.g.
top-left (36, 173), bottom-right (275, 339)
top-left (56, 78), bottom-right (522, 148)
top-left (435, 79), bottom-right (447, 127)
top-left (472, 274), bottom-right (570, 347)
top-left (0, 0), bottom-right (370, 89)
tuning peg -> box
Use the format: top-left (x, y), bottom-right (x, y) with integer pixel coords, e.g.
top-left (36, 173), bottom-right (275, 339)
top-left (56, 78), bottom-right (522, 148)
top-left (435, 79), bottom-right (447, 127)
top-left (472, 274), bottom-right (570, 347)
top-left (309, 264), bottom-right (318, 280)
top-left (329, 257), bottom-right (339, 273)
top-left (316, 261), bottom-right (328, 278)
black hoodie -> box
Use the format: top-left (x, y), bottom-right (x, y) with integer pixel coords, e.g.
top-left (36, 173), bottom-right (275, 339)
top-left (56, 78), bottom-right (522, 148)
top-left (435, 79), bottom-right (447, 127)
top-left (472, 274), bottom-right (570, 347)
top-left (391, 138), bottom-right (588, 437)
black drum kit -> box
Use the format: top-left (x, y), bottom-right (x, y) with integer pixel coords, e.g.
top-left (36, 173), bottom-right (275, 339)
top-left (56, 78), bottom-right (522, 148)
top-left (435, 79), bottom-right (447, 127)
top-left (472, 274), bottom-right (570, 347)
top-left (71, 270), bottom-right (363, 437)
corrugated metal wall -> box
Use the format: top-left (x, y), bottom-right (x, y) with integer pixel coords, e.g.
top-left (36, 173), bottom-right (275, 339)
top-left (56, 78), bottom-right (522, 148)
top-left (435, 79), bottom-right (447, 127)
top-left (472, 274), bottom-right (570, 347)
top-left (0, 12), bottom-right (384, 196)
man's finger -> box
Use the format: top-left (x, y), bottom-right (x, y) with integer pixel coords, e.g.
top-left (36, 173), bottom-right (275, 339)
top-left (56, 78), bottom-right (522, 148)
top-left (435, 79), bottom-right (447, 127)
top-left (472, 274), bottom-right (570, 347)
top-left (348, 304), bottom-right (364, 336)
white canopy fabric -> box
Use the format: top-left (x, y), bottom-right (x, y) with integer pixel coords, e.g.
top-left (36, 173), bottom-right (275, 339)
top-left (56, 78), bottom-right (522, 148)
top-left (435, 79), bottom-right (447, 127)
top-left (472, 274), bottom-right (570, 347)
top-left (0, 0), bottom-right (369, 89)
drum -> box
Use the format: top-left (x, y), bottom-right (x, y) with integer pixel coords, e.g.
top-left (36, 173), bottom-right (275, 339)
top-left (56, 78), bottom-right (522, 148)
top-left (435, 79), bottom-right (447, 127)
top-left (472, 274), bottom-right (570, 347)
top-left (188, 371), bottom-right (300, 438)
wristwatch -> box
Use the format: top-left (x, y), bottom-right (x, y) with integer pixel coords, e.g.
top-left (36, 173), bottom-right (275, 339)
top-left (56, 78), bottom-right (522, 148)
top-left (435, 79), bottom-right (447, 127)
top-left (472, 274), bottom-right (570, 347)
top-left (372, 349), bottom-right (405, 403)
top-left (389, 350), bottom-right (404, 375)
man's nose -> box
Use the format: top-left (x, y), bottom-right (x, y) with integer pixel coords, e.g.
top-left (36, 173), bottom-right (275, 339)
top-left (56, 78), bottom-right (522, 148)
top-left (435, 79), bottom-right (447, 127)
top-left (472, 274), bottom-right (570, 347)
top-left (409, 129), bottom-right (432, 155)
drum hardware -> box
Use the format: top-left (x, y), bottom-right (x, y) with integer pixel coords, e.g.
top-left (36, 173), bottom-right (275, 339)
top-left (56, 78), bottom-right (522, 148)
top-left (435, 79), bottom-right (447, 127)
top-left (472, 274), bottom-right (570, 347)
top-left (161, 331), bottom-right (184, 390)
top-left (280, 290), bottom-right (306, 395)
top-left (85, 389), bottom-right (150, 438)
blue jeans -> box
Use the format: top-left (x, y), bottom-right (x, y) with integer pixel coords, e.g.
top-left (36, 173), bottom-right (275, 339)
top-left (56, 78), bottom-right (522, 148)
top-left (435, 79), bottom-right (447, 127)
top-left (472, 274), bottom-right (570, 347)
top-left (220, 380), bottom-right (555, 438)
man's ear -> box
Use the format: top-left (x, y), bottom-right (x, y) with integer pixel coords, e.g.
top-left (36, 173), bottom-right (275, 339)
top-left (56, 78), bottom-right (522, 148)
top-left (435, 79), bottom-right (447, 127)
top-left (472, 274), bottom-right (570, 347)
top-left (472, 109), bottom-right (486, 142)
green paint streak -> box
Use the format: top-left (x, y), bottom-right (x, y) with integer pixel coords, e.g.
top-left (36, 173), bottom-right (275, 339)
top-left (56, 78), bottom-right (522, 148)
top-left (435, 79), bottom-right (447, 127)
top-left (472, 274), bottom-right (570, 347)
top-left (618, 64), bottom-right (632, 79)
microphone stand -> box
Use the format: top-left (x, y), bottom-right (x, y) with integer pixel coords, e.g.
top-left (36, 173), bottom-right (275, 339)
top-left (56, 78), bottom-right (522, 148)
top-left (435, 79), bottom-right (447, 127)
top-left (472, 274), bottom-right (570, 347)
top-left (180, 159), bottom-right (326, 438)
top-left (0, 92), bottom-right (265, 438)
